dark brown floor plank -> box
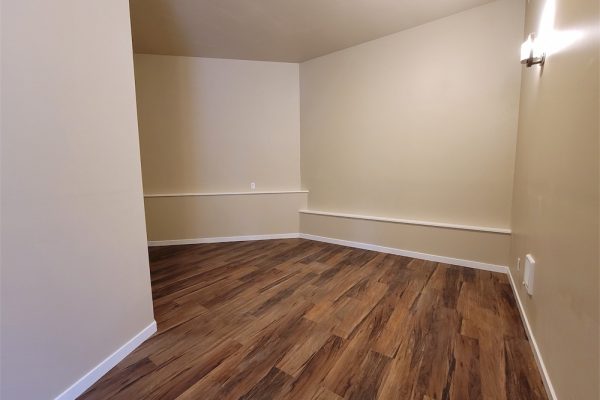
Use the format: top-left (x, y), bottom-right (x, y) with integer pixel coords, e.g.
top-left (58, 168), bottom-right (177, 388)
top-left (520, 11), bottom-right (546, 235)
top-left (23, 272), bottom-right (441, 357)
top-left (79, 238), bottom-right (548, 400)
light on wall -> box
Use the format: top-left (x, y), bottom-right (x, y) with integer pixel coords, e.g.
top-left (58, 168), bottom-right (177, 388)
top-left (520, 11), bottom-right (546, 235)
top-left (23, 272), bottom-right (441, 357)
top-left (520, 33), bottom-right (545, 67)
top-left (520, 0), bottom-right (585, 69)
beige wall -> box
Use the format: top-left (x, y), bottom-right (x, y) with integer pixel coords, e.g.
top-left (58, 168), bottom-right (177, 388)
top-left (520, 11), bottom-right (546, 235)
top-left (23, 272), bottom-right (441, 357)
top-left (301, 214), bottom-right (511, 266)
top-left (0, 1), bottom-right (155, 399)
top-left (134, 55), bottom-right (303, 240)
top-left (145, 193), bottom-right (306, 241)
top-left (136, 1), bottom-right (525, 264)
top-left (134, 54), bottom-right (301, 194)
top-left (509, 0), bottom-right (599, 398)
top-left (300, 0), bottom-right (524, 230)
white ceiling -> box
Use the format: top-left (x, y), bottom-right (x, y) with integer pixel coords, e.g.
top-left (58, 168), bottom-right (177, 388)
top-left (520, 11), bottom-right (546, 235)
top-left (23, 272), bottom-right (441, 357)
top-left (129, 0), bottom-right (495, 62)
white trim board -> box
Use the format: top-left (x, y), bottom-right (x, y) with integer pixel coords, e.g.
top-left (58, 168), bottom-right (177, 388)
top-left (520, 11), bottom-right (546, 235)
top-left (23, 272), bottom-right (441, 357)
top-left (144, 190), bottom-right (308, 198)
top-left (299, 233), bottom-right (508, 274)
top-left (300, 209), bottom-right (511, 235)
top-left (55, 320), bottom-right (157, 400)
top-left (148, 233), bottom-right (506, 273)
top-left (148, 233), bottom-right (301, 247)
top-left (507, 269), bottom-right (558, 400)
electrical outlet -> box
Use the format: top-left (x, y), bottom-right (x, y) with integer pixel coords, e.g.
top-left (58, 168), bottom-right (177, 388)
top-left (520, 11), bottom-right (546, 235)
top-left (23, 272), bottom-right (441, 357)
top-left (523, 254), bottom-right (535, 295)
top-left (250, 182), bottom-right (256, 190)
top-left (516, 257), bottom-right (521, 271)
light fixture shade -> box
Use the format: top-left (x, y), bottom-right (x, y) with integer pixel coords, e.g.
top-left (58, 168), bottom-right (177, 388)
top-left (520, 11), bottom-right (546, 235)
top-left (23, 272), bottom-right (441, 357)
top-left (520, 33), bottom-right (545, 67)
top-left (520, 34), bottom-right (534, 62)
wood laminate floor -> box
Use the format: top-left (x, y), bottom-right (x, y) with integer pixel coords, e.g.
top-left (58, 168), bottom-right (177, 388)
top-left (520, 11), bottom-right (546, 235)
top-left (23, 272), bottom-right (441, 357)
top-left (80, 239), bottom-right (547, 400)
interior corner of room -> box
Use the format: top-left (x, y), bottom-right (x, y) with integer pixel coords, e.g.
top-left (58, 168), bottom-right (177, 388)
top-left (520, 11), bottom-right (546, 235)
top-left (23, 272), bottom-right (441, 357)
top-left (136, 0), bottom-right (523, 269)
top-left (1, 0), bottom-right (598, 399)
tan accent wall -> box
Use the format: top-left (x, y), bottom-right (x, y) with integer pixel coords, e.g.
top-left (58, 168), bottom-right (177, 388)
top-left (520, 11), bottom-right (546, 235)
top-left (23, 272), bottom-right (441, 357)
top-left (145, 194), bottom-right (307, 241)
top-left (509, 0), bottom-right (599, 398)
top-left (0, 1), bottom-right (155, 399)
top-left (301, 214), bottom-right (511, 266)
top-left (300, 0), bottom-right (524, 230)
top-left (134, 54), bottom-right (303, 240)
top-left (133, 54), bottom-right (301, 194)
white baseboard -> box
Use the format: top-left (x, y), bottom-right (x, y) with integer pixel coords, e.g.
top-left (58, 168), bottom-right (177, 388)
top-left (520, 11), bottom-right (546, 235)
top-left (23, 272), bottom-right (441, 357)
top-left (507, 269), bottom-right (557, 400)
top-left (148, 232), bottom-right (506, 273)
top-left (299, 233), bottom-right (508, 274)
top-left (55, 320), bottom-right (157, 400)
top-left (148, 233), bottom-right (300, 247)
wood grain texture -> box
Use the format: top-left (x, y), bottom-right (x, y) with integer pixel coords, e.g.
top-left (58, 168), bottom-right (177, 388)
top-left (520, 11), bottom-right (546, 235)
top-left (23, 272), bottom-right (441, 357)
top-left (79, 239), bottom-right (547, 400)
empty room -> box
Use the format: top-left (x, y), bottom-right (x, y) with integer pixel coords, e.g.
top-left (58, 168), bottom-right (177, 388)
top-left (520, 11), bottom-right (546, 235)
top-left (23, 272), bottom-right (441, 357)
top-left (1, 0), bottom-right (598, 399)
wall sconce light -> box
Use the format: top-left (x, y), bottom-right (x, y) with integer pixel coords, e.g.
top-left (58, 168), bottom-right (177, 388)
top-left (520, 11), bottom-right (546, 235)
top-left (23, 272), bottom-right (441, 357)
top-left (520, 33), bottom-right (545, 67)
